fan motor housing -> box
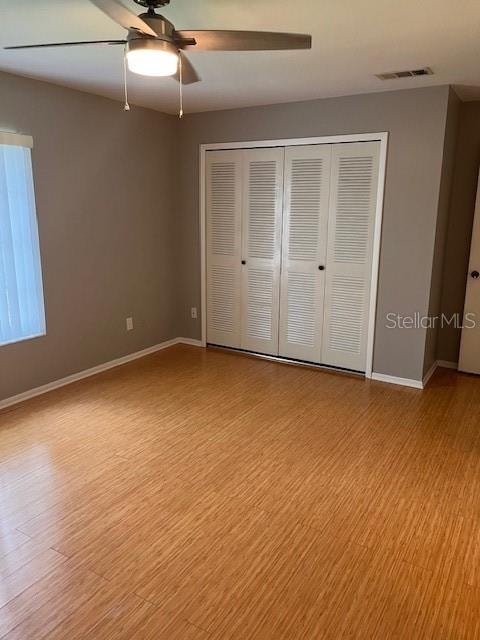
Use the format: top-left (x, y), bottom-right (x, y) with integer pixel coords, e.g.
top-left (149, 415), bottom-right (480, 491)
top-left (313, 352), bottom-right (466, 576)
top-left (133, 0), bottom-right (170, 8)
top-left (136, 13), bottom-right (175, 40)
top-left (126, 35), bottom-right (177, 56)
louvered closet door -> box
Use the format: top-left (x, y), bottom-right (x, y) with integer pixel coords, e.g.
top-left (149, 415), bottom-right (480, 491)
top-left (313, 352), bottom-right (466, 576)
top-left (206, 150), bottom-right (242, 348)
top-left (240, 148), bottom-right (284, 355)
top-left (279, 145), bottom-right (332, 362)
top-left (321, 141), bottom-right (380, 371)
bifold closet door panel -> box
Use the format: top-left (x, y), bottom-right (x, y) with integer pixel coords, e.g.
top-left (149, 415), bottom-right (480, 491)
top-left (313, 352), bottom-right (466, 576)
top-left (241, 148), bottom-right (284, 356)
top-left (279, 145), bottom-right (332, 362)
top-left (206, 150), bottom-right (242, 348)
top-left (321, 141), bottom-right (380, 371)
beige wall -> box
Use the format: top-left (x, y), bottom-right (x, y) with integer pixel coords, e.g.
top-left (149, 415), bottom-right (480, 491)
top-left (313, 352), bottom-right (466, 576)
top-left (176, 86), bottom-right (452, 381)
top-left (0, 71), bottom-right (178, 401)
top-left (438, 101), bottom-right (480, 363)
top-left (423, 88), bottom-right (460, 375)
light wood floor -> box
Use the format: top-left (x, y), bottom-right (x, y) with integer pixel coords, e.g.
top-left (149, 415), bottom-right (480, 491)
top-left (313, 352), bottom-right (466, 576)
top-left (1, 345), bottom-right (480, 639)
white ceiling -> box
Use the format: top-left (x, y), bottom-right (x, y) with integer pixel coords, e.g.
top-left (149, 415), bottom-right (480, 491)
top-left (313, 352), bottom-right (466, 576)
top-left (1, 0), bottom-right (480, 115)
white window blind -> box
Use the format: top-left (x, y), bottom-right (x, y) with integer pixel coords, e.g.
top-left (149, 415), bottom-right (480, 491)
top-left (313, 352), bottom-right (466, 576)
top-left (0, 133), bottom-right (45, 346)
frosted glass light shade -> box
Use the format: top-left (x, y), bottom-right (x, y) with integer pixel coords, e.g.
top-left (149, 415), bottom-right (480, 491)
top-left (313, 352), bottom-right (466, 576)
top-left (126, 39), bottom-right (178, 77)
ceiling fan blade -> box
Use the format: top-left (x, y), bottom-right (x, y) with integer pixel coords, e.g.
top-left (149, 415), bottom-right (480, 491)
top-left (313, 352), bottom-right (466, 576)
top-left (89, 0), bottom-right (157, 37)
top-left (4, 40), bottom-right (126, 50)
top-left (174, 30), bottom-right (312, 51)
top-left (174, 54), bottom-right (201, 85)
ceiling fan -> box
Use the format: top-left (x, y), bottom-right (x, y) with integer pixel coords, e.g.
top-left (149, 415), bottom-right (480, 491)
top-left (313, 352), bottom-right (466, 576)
top-left (4, 0), bottom-right (313, 86)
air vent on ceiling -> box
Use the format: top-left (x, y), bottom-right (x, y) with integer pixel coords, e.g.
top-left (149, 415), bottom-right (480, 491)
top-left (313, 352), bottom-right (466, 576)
top-left (376, 67), bottom-right (433, 80)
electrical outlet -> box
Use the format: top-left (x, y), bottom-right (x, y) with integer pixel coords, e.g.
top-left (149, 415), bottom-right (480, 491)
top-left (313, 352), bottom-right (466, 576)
top-left (191, 307), bottom-right (197, 319)
top-left (126, 317), bottom-right (134, 331)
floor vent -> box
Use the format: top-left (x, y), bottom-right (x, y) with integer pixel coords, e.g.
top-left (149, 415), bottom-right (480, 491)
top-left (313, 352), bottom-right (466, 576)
top-left (376, 67), bottom-right (433, 80)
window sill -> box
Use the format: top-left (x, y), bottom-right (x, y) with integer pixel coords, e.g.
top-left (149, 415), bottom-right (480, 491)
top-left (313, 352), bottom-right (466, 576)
top-left (0, 331), bottom-right (46, 347)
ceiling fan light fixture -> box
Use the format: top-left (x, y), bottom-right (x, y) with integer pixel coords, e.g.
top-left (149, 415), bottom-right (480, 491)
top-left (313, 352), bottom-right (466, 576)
top-left (126, 38), bottom-right (178, 76)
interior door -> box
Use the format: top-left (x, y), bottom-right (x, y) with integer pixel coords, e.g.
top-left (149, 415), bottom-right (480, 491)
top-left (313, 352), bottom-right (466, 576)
top-left (279, 144), bottom-right (332, 362)
top-left (240, 148), bottom-right (284, 355)
top-left (206, 150), bottom-right (242, 348)
top-left (321, 141), bottom-right (380, 371)
top-left (459, 170), bottom-right (480, 373)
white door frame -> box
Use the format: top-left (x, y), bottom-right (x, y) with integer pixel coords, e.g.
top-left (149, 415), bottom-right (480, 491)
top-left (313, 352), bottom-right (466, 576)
top-left (199, 132), bottom-right (389, 379)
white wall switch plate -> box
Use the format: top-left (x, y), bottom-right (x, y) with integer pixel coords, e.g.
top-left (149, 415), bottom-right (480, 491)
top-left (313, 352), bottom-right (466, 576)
top-left (126, 317), bottom-right (134, 331)
top-left (191, 307), bottom-right (197, 319)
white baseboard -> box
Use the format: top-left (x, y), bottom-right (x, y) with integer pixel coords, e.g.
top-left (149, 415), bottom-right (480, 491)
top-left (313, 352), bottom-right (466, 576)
top-left (423, 359), bottom-right (459, 387)
top-left (370, 372), bottom-right (424, 389)
top-left (422, 361), bottom-right (438, 388)
top-left (177, 337), bottom-right (203, 347)
top-left (436, 360), bottom-right (458, 370)
top-left (0, 337), bottom-right (202, 412)
top-left (0, 338), bottom-right (457, 411)
top-left (372, 357), bottom-right (459, 391)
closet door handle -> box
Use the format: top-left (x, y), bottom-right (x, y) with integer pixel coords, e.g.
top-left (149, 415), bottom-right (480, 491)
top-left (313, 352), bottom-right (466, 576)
top-left (318, 265), bottom-right (325, 271)
top-left (241, 260), bottom-right (246, 265)
top-left (471, 270), bottom-right (479, 279)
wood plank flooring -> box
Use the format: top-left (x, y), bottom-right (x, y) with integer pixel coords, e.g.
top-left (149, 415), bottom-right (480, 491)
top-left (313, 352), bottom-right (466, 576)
top-left (1, 345), bottom-right (480, 638)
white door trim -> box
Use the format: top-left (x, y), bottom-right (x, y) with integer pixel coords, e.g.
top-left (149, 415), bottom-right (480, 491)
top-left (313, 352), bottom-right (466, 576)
top-left (199, 132), bottom-right (389, 378)
top-left (459, 169), bottom-right (480, 374)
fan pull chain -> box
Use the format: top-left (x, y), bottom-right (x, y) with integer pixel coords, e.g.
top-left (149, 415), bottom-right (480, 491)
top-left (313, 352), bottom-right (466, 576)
top-left (179, 52), bottom-right (184, 119)
top-left (123, 45), bottom-right (130, 112)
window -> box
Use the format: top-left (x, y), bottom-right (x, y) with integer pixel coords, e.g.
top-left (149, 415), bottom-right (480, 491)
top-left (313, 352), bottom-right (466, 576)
top-left (0, 132), bottom-right (45, 346)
